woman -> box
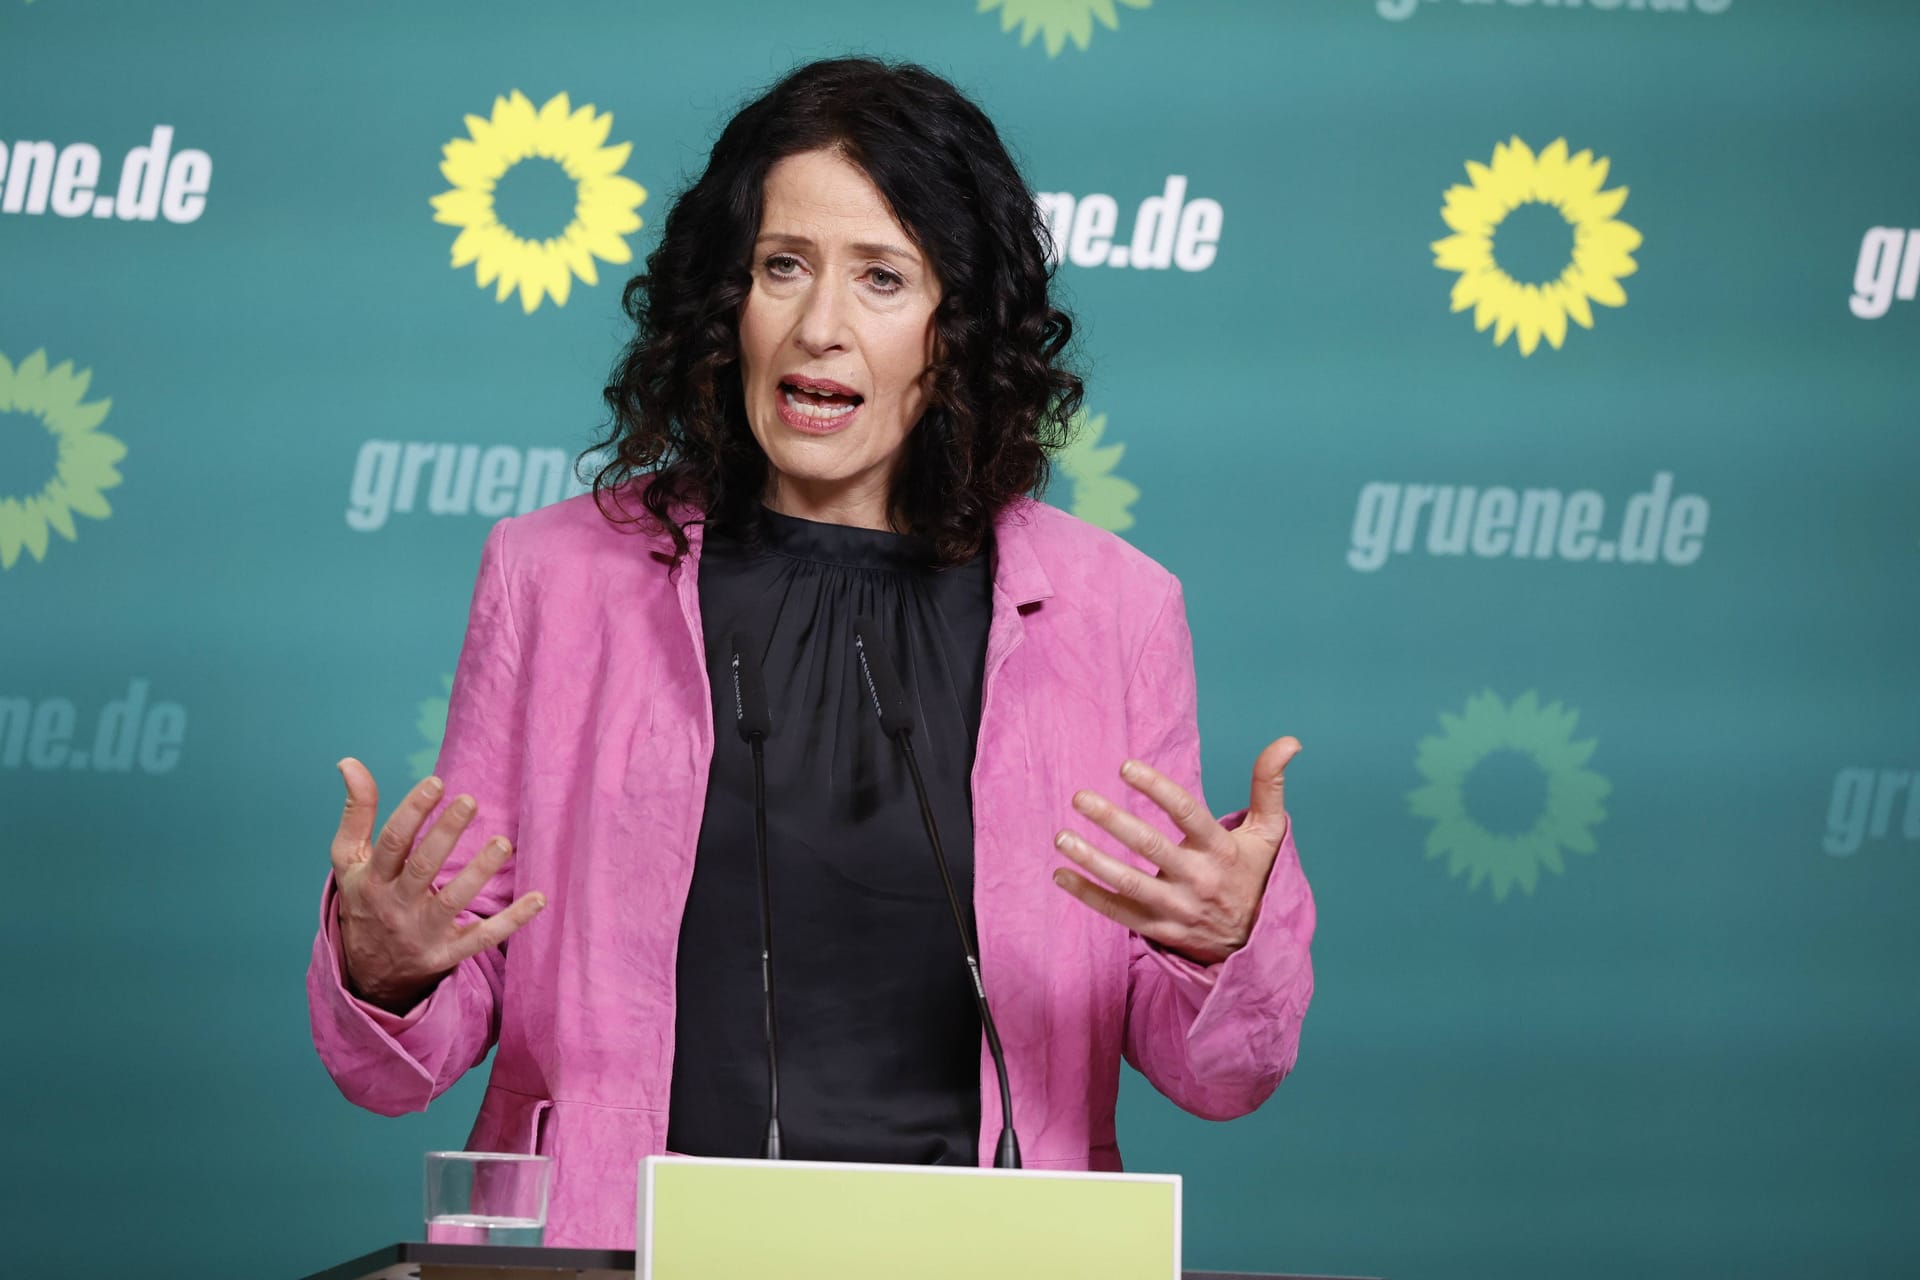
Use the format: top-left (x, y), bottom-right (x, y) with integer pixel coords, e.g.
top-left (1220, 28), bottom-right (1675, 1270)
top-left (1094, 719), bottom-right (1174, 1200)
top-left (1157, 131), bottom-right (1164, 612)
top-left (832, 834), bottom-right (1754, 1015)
top-left (310, 58), bottom-right (1314, 1248)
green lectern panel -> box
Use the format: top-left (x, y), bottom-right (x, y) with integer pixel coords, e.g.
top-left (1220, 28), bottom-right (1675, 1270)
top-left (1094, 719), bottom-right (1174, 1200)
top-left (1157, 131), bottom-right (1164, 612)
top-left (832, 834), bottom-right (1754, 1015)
top-left (640, 1156), bottom-right (1180, 1280)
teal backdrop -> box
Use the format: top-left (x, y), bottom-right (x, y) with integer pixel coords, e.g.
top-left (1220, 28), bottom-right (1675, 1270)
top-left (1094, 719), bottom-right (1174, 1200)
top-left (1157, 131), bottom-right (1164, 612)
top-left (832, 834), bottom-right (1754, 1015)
top-left (3, 1), bottom-right (1917, 1276)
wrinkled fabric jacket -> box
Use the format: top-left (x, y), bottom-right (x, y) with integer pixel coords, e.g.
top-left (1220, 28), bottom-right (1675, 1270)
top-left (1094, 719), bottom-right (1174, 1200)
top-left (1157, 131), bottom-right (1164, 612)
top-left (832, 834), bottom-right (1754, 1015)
top-left (307, 490), bottom-right (1315, 1248)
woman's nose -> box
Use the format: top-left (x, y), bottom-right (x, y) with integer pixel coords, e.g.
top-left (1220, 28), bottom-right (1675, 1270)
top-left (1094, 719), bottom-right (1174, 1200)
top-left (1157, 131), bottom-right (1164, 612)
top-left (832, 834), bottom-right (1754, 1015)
top-left (793, 281), bottom-right (851, 355)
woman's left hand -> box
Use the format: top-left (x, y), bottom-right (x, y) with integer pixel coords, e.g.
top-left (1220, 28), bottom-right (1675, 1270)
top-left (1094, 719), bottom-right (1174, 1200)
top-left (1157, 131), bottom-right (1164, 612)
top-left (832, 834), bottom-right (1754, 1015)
top-left (1052, 736), bottom-right (1301, 966)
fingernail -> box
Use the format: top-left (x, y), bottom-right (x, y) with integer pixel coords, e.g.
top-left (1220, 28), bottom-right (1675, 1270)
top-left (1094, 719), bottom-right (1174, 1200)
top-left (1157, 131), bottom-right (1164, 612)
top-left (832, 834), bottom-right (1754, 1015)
top-left (424, 776), bottom-right (444, 797)
top-left (1054, 831), bottom-right (1071, 850)
top-left (532, 893), bottom-right (547, 910)
top-left (1120, 759), bottom-right (1142, 780)
top-left (454, 794), bottom-right (476, 815)
top-left (1071, 791), bottom-right (1095, 814)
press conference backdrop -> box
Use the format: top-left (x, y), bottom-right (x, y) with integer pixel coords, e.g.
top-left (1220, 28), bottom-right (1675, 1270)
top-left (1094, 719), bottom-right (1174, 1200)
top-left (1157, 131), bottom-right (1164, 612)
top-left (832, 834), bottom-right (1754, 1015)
top-left (3, 0), bottom-right (1915, 1275)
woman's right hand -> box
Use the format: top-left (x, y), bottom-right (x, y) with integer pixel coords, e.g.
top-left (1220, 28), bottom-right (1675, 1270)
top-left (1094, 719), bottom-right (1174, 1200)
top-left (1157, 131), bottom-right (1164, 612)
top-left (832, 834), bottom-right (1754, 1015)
top-left (330, 757), bottom-right (546, 1014)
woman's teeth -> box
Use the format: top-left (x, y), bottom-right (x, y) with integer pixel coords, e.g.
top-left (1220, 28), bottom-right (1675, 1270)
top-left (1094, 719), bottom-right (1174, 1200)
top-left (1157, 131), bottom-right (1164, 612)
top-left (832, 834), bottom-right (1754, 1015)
top-left (781, 385), bottom-right (860, 421)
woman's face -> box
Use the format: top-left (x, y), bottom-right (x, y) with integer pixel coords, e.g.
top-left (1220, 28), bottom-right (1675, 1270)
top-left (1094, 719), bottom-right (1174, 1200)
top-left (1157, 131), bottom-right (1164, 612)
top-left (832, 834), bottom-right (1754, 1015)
top-left (738, 148), bottom-right (942, 528)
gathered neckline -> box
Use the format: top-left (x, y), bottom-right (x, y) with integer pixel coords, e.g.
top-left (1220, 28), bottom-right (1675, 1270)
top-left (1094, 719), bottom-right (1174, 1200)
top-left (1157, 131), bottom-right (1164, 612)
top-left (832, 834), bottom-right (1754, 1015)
top-left (706, 505), bottom-right (991, 574)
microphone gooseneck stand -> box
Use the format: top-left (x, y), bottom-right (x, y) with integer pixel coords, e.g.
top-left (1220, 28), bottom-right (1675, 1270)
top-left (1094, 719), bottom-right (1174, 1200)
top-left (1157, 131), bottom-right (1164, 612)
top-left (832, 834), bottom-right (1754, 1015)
top-left (730, 632), bottom-right (782, 1161)
top-left (851, 616), bottom-right (1023, 1170)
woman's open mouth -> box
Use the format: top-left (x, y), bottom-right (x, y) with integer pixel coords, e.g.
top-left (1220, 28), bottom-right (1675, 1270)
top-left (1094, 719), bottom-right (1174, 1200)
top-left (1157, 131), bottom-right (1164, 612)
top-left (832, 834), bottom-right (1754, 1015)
top-left (777, 377), bottom-right (864, 432)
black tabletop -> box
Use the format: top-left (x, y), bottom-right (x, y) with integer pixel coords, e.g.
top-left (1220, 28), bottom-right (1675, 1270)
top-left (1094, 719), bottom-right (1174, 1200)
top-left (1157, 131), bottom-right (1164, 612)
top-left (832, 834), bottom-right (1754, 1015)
top-left (299, 1242), bottom-right (1387, 1280)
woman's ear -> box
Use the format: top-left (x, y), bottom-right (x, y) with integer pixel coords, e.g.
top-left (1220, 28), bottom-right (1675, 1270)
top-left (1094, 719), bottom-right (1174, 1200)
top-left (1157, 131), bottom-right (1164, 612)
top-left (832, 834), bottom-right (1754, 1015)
top-left (923, 311), bottom-right (951, 380)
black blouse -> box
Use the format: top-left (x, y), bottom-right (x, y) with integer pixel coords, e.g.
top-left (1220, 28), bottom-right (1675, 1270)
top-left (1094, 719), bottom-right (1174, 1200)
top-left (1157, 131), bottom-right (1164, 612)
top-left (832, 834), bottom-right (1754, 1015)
top-left (666, 506), bottom-right (993, 1165)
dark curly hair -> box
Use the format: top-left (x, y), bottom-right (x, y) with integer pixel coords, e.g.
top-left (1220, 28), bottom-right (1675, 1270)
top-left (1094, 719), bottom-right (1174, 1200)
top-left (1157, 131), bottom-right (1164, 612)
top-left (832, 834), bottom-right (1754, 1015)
top-left (591, 57), bottom-right (1083, 566)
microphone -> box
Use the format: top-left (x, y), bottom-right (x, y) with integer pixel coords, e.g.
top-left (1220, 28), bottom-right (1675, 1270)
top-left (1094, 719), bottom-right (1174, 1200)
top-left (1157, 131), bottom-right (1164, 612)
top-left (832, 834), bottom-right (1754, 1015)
top-left (851, 616), bottom-right (1022, 1170)
top-left (730, 632), bottom-right (782, 1161)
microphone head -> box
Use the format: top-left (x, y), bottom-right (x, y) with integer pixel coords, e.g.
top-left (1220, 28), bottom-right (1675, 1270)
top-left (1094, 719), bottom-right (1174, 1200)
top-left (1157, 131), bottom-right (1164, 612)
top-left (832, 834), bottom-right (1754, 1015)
top-left (851, 616), bottom-right (915, 739)
top-left (730, 631), bottom-right (772, 742)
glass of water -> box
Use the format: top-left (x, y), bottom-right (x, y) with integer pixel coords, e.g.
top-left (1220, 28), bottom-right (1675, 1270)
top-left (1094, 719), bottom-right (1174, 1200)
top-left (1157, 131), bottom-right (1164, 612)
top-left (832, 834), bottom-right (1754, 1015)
top-left (424, 1151), bottom-right (551, 1246)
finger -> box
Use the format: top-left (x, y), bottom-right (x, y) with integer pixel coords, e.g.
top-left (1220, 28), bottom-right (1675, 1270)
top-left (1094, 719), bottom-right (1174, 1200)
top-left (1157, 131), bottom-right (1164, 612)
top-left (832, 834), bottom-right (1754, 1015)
top-left (1244, 736), bottom-right (1303, 842)
top-left (449, 891), bottom-right (548, 962)
top-left (1051, 869), bottom-right (1191, 954)
top-left (1053, 830), bottom-right (1187, 919)
top-left (1050, 868), bottom-right (1160, 935)
top-left (367, 773), bottom-right (447, 881)
top-left (401, 793), bottom-right (480, 895)
top-left (1116, 758), bottom-right (1227, 853)
top-left (1069, 787), bottom-right (1204, 875)
top-left (331, 757), bottom-right (385, 874)
top-left (433, 833), bottom-right (513, 916)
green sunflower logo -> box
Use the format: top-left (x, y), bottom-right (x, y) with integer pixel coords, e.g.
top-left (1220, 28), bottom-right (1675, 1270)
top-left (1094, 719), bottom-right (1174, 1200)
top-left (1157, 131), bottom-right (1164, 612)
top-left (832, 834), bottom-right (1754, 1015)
top-left (1407, 690), bottom-right (1611, 901)
top-left (1053, 408), bottom-right (1139, 532)
top-left (979, 0), bottom-right (1151, 56)
top-left (0, 348), bottom-right (126, 571)
top-left (408, 674), bottom-right (453, 780)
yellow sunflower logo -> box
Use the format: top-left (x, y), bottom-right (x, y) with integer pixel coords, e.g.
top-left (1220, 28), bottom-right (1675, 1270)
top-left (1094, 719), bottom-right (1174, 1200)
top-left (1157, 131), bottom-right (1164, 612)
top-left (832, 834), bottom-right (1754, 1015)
top-left (979, 0), bottom-right (1151, 56)
top-left (1407, 690), bottom-right (1611, 902)
top-left (1053, 408), bottom-right (1139, 532)
top-left (0, 349), bottom-right (125, 571)
top-left (432, 90), bottom-right (647, 314)
top-left (1432, 138), bottom-right (1642, 356)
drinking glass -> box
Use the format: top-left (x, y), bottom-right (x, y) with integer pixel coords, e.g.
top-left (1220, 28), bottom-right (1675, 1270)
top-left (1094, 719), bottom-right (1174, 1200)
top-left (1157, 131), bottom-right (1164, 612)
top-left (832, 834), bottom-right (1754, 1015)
top-left (424, 1151), bottom-right (551, 1246)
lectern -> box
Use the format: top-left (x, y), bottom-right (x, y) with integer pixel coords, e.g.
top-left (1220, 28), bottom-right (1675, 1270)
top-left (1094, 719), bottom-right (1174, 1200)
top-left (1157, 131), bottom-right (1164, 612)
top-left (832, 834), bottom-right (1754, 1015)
top-left (299, 1157), bottom-right (1383, 1280)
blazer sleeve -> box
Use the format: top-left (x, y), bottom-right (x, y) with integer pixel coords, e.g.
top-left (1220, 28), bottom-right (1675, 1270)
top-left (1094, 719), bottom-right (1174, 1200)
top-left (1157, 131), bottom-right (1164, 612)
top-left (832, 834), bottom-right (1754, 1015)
top-left (306, 518), bottom-right (529, 1116)
top-left (1119, 575), bottom-right (1316, 1121)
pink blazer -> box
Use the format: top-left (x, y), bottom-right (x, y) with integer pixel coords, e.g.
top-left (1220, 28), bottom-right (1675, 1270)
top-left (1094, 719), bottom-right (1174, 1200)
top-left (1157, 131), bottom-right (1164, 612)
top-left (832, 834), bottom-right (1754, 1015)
top-left (307, 489), bottom-right (1315, 1248)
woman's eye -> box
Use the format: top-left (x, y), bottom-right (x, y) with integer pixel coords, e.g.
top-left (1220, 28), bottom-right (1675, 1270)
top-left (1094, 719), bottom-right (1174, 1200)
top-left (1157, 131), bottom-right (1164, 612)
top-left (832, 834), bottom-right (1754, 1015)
top-left (867, 268), bottom-right (903, 292)
top-left (764, 254), bottom-right (802, 277)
